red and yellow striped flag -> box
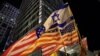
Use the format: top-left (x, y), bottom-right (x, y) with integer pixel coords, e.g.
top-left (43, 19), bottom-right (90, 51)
top-left (2, 30), bottom-right (37, 56)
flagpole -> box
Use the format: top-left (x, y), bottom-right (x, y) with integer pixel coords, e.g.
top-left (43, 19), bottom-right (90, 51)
top-left (73, 20), bottom-right (86, 56)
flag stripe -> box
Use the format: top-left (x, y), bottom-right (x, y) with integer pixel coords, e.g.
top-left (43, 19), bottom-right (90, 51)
top-left (20, 38), bottom-right (59, 55)
top-left (42, 45), bottom-right (56, 52)
top-left (49, 23), bottom-right (58, 29)
top-left (41, 34), bottom-right (59, 38)
top-left (54, 45), bottom-right (64, 52)
top-left (21, 31), bottom-right (36, 41)
top-left (41, 32), bottom-right (59, 37)
top-left (43, 48), bottom-right (54, 56)
top-left (46, 27), bottom-right (57, 32)
top-left (41, 43), bottom-right (58, 48)
top-left (71, 36), bottom-right (79, 44)
top-left (22, 32), bottom-right (36, 41)
top-left (62, 30), bottom-right (77, 37)
top-left (37, 36), bottom-right (60, 43)
top-left (10, 45), bottom-right (30, 55)
top-left (62, 31), bottom-right (78, 41)
top-left (13, 36), bottom-right (37, 52)
top-left (58, 20), bottom-right (74, 30)
top-left (8, 31), bottom-right (36, 55)
top-left (15, 34), bottom-right (36, 47)
top-left (58, 21), bottom-right (67, 28)
top-left (36, 40), bottom-right (58, 47)
top-left (2, 31), bottom-right (37, 56)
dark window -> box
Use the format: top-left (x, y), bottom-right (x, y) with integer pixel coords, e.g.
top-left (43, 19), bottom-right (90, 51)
top-left (1, 23), bottom-right (7, 27)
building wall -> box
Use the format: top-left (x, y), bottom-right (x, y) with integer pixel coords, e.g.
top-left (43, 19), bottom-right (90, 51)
top-left (0, 2), bottom-right (19, 52)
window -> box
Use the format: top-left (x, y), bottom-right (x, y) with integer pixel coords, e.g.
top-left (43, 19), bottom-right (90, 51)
top-left (1, 23), bottom-right (7, 28)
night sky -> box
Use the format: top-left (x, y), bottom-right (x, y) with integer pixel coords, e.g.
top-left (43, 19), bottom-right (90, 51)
top-left (67, 0), bottom-right (100, 51)
top-left (0, 0), bottom-right (100, 51)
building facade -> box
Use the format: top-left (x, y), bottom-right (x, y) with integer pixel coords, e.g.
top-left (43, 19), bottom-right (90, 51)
top-left (14, 0), bottom-right (64, 40)
top-left (0, 2), bottom-right (19, 52)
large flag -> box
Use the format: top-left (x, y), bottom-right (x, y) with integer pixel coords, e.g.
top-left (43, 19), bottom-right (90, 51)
top-left (19, 31), bottom-right (61, 56)
top-left (60, 20), bottom-right (79, 45)
top-left (19, 30), bottom-right (74, 56)
top-left (2, 30), bottom-right (37, 56)
top-left (43, 3), bottom-right (72, 31)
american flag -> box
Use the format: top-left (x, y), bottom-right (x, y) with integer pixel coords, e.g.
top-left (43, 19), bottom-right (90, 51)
top-left (2, 30), bottom-right (37, 56)
top-left (59, 20), bottom-right (79, 54)
top-left (59, 19), bottom-right (79, 46)
top-left (19, 31), bottom-right (60, 56)
top-left (41, 29), bottom-right (60, 56)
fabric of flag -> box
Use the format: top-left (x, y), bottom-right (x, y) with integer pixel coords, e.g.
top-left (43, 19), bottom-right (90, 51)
top-left (19, 30), bottom-right (75, 56)
top-left (41, 20), bottom-right (79, 56)
top-left (2, 30), bottom-right (37, 56)
top-left (51, 2), bottom-right (79, 53)
top-left (41, 14), bottom-right (59, 56)
top-left (19, 26), bottom-right (76, 56)
top-left (61, 20), bottom-right (79, 44)
top-left (58, 20), bottom-right (79, 53)
top-left (43, 3), bottom-right (79, 56)
top-left (19, 32), bottom-right (61, 56)
top-left (41, 28), bottom-right (59, 56)
top-left (41, 30), bottom-right (78, 56)
top-left (43, 3), bottom-right (74, 31)
top-left (42, 42), bottom-right (57, 56)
